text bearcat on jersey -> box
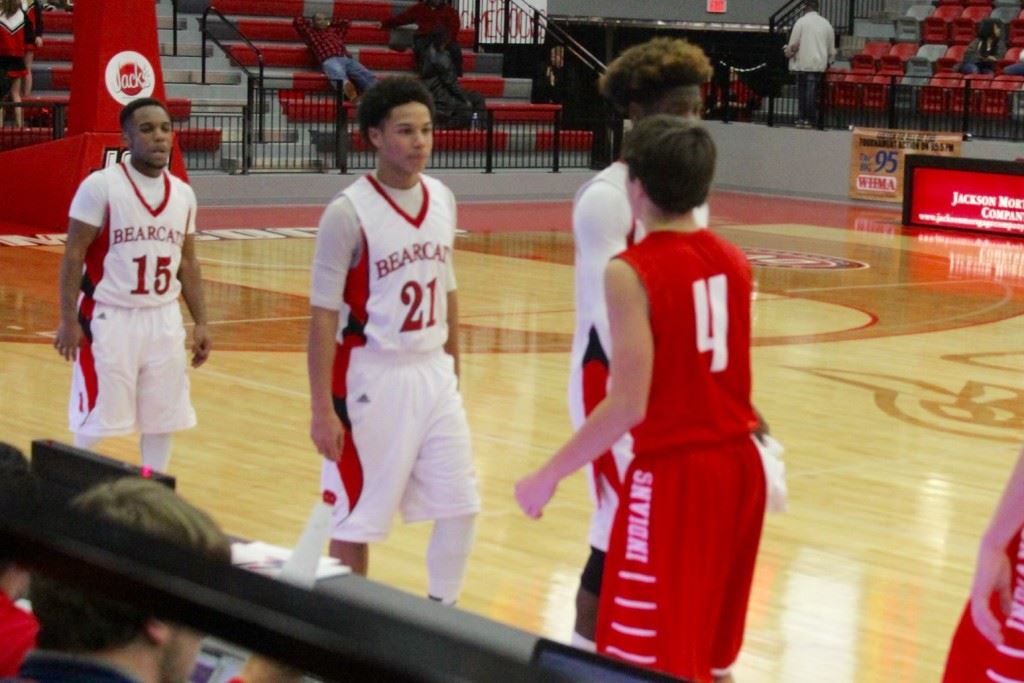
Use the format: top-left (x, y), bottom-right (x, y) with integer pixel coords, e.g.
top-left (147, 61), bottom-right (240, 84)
top-left (111, 225), bottom-right (186, 247)
top-left (375, 241), bottom-right (451, 279)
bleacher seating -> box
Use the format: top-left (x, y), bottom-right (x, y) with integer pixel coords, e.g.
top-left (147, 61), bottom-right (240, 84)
top-left (937, 44), bottom-right (969, 71)
top-left (999, 46), bottom-right (1023, 72)
top-left (881, 42), bottom-right (919, 71)
top-left (922, 5), bottom-right (963, 44)
top-left (952, 5), bottom-right (993, 44)
top-left (852, 41), bottom-right (892, 71)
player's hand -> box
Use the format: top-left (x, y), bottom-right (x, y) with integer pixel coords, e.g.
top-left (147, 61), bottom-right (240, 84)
top-left (969, 539), bottom-right (1012, 645)
top-left (311, 410), bottom-right (345, 462)
top-left (35, 37), bottom-right (43, 48)
top-left (191, 323), bottom-right (212, 368)
top-left (514, 468), bottom-right (558, 519)
top-left (54, 318), bottom-right (83, 361)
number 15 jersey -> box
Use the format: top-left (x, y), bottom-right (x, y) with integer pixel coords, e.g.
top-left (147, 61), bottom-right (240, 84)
top-left (68, 162), bottom-right (196, 309)
top-left (310, 174), bottom-right (457, 354)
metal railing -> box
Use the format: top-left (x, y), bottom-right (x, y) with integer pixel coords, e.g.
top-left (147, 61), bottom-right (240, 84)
top-left (770, 0), bottom-right (889, 40)
top-left (471, 0), bottom-right (605, 75)
top-left (709, 70), bottom-right (1024, 141)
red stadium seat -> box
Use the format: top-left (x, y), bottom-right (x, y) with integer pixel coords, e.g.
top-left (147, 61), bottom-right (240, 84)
top-left (998, 46), bottom-right (1023, 73)
top-left (881, 42), bottom-right (919, 71)
top-left (937, 44), bottom-right (969, 72)
top-left (852, 41), bottom-right (892, 71)
top-left (923, 5), bottom-right (963, 44)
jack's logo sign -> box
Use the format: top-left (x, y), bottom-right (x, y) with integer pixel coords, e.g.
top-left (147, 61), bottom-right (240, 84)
top-left (104, 51), bottom-right (155, 105)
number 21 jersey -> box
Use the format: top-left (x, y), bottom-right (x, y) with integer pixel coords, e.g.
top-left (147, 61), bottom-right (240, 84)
top-left (332, 174), bottom-right (456, 354)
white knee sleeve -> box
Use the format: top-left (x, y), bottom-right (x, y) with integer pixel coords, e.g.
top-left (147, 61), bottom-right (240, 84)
top-left (426, 513), bottom-right (476, 605)
top-left (140, 433), bottom-right (172, 473)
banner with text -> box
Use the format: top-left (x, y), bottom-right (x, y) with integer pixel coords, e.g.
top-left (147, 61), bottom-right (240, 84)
top-left (906, 165), bottom-right (1024, 236)
top-left (848, 128), bottom-right (961, 203)
top-left (458, 0), bottom-right (547, 44)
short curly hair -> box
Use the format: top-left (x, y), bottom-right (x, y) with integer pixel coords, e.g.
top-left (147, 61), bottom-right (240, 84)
top-left (599, 38), bottom-right (712, 115)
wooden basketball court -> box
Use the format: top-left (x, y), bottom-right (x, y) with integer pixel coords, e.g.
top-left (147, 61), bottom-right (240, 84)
top-left (2, 188), bottom-right (1023, 681)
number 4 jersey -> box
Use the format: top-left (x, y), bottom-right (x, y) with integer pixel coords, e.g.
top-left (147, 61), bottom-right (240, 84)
top-left (617, 229), bottom-right (758, 453)
top-left (310, 174), bottom-right (457, 354)
top-left (69, 162), bottom-right (197, 308)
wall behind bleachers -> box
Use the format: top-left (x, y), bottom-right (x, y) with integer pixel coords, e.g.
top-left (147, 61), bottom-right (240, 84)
top-left (190, 122), bottom-right (1021, 206)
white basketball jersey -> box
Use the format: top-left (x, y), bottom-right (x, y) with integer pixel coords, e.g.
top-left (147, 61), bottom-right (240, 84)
top-left (77, 163), bottom-right (194, 309)
top-left (570, 162), bottom-right (710, 370)
top-left (340, 174), bottom-right (455, 353)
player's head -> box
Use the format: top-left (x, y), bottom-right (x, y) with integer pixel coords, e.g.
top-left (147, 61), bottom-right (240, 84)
top-left (622, 115), bottom-right (716, 218)
top-left (120, 98), bottom-right (173, 173)
top-left (804, 0), bottom-right (819, 12)
top-left (599, 38), bottom-right (712, 120)
top-left (0, 443), bottom-right (39, 602)
top-left (30, 478), bottom-right (230, 682)
top-left (357, 77), bottom-right (434, 179)
top-left (312, 12), bottom-right (330, 29)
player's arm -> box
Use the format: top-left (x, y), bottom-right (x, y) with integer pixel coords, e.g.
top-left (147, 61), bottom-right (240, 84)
top-left (55, 218), bottom-right (100, 361)
top-left (178, 234), bottom-right (211, 368)
top-left (307, 198), bottom-right (359, 462)
top-left (308, 305), bottom-right (344, 461)
top-left (971, 445), bottom-right (1024, 644)
top-left (515, 259), bottom-right (652, 518)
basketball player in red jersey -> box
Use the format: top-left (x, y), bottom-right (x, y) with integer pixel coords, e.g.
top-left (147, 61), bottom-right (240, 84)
top-left (567, 37), bottom-right (714, 653)
top-left (943, 444), bottom-right (1024, 682)
top-left (307, 77), bottom-right (479, 601)
top-left (54, 98), bottom-right (210, 474)
top-left (517, 116), bottom-right (765, 682)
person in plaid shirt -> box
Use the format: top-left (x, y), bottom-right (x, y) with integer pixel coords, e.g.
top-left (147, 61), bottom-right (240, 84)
top-left (294, 13), bottom-right (377, 99)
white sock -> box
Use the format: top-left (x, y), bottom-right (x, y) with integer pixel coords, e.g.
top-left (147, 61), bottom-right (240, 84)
top-left (73, 433), bottom-right (101, 450)
top-left (570, 632), bottom-right (596, 652)
top-left (140, 433), bottom-right (172, 473)
top-left (426, 514), bottom-right (476, 605)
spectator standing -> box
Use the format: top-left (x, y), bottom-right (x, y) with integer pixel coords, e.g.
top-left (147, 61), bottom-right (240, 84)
top-left (0, 0), bottom-right (26, 127)
top-left (54, 98), bottom-right (211, 474)
top-left (293, 13), bottom-right (376, 100)
top-left (784, 0), bottom-right (835, 128)
top-left (382, 0), bottom-right (463, 78)
top-left (20, 0), bottom-right (40, 98)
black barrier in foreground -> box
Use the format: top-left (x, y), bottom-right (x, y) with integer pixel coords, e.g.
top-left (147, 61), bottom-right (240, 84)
top-left (0, 497), bottom-right (552, 683)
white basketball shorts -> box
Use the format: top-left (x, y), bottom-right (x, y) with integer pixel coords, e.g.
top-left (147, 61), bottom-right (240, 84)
top-left (69, 302), bottom-right (196, 437)
top-left (568, 362), bottom-right (634, 552)
top-left (322, 348), bottom-right (480, 542)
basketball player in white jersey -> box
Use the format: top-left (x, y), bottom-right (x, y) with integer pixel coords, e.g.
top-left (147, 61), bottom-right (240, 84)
top-left (567, 38), bottom-right (715, 652)
top-left (54, 97), bottom-right (210, 474)
top-left (307, 77), bottom-right (479, 601)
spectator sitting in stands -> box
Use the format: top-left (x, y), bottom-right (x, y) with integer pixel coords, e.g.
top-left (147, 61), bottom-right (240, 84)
top-left (420, 34), bottom-right (484, 128)
top-left (381, 0), bottom-right (463, 78)
top-left (0, 443), bottom-right (40, 678)
top-left (1003, 50), bottom-right (1024, 76)
top-left (294, 13), bottom-right (377, 101)
top-left (961, 18), bottom-right (1006, 75)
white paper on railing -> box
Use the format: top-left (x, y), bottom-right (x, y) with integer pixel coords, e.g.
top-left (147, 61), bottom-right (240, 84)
top-left (231, 541), bottom-right (351, 581)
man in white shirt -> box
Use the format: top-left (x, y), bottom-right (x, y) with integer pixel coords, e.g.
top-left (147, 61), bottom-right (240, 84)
top-left (784, 0), bottom-right (835, 128)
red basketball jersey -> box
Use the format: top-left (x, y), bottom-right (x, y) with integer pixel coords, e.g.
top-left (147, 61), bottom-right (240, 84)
top-left (617, 229), bottom-right (757, 454)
